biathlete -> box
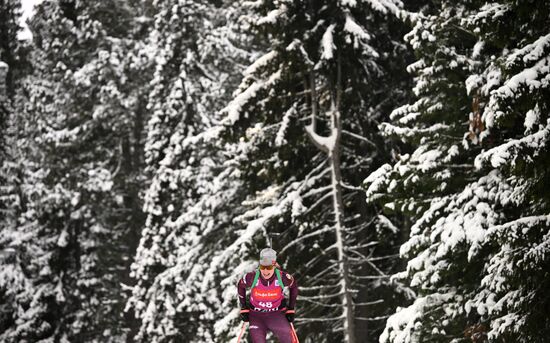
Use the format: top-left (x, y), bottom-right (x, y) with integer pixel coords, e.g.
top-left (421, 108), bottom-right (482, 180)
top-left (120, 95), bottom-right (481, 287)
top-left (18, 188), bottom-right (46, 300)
top-left (237, 248), bottom-right (299, 343)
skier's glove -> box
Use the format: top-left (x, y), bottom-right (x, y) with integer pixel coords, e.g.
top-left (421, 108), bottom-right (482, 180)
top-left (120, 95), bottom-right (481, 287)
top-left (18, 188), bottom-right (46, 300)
top-left (240, 308), bottom-right (250, 322)
top-left (285, 309), bottom-right (295, 322)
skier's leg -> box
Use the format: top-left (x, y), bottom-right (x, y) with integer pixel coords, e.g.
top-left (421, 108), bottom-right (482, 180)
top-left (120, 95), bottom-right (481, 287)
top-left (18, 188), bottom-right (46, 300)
top-left (248, 312), bottom-right (268, 343)
top-left (265, 311), bottom-right (293, 343)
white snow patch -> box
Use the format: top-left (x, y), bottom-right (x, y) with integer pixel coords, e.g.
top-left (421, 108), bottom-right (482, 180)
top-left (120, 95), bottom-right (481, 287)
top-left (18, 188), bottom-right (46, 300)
top-left (321, 24), bottom-right (336, 60)
top-left (344, 14), bottom-right (371, 41)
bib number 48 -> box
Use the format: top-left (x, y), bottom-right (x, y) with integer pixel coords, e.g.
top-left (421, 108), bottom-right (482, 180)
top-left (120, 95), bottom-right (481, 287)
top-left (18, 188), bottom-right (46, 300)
top-left (258, 301), bottom-right (273, 308)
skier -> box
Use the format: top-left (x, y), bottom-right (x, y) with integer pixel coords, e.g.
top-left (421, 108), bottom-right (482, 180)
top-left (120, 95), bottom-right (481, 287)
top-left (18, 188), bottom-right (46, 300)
top-left (237, 248), bottom-right (298, 343)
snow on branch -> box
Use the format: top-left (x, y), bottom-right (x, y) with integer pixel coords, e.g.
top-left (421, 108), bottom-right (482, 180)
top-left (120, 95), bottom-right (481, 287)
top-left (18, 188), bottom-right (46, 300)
top-left (356, 314), bottom-right (390, 321)
top-left (342, 129), bottom-right (377, 147)
top-left (380, 122), bottom-right (450, 139)
top-left (354, 299), bottom-right (384, 306)
top-left (474, 121), bottom-right (550, 169)
top-left (275, 104), bottom-right (296, 146)
top-left (494, 56), bottom-right (550, 99)
top-left (380, 292), bottom-right (455, 343)
top-left (506, 33), bottom-right (550, 67)
top-left (486, 214), bottom-right (550, 240)
top-left (280, 225), bottom-right (334, 254)
top-left (305, 123), bottom-right (336, 153)
top-left (364, 163), bottom-right (392, 202)
top-left (483, 52), bottom-right (550, 129)
top-left (301, 185), bottom-right (332, 199)
top-left (286, 39), bottom-right (314, 66)
top-left (299, 284), bottom-right (341, 292)
top-left (296, 316), bottom-right (343, 323)
top-left (221, 68), bottom-right (282, 124)
top-left (299, 291), bottom-right (345, 301)
top-left (390, 98), bottom-right (428, 123)
top-left (350, 275), bottom-right (390, 280)
top-left (340, 0), bottom-right (403, 17)
top-left (200, 176), bottom-right (314, 295)
top-left (243, 51), bottom-right (278, 77)
top-left (321, 24), bottom-right (336, 60)
top-left (257, 7), bottom-right (285, 26)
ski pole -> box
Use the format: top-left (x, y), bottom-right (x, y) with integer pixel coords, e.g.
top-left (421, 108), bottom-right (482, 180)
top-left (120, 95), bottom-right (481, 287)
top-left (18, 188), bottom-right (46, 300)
top-left (236, 322), bottom-right (247, 343)
top-left (290, 323), bottom-right (300, 343)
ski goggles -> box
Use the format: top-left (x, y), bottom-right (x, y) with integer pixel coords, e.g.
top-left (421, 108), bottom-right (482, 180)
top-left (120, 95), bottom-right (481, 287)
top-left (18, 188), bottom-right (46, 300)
top-left (259, 265), bottom-right (275, 270)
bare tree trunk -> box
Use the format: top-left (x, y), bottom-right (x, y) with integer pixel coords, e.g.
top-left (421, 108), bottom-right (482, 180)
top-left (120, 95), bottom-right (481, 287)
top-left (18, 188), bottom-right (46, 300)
top-left (305, 53), bottom-right (357, 343)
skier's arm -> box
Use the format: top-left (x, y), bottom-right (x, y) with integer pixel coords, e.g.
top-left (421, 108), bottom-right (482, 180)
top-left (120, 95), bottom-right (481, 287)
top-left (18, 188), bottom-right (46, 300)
top-left (237, 272), bottom-right (253, 308)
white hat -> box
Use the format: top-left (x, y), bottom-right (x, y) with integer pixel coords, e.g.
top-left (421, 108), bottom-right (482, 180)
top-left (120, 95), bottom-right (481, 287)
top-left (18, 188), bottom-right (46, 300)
top-left (259, 248), bottom-right (277, 266)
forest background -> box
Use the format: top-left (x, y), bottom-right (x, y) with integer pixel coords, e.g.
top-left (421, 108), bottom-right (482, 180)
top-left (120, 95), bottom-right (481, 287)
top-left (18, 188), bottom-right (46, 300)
top-left (1, 0), bottom-right (549, 342)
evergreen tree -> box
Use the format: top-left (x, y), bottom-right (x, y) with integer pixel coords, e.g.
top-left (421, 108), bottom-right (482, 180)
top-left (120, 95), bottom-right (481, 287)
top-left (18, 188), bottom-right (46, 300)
top-left (0, 0), bottom-right (30, 337)
top-left (0, 0), bottom-right (20, 208)
top-left (0, 0), bottom-right (24, 97)
top-left (365, 1), bottom-right (550, 342)
top-left (207, 0), bottom-right (413, 341)
top-left (0, 0), bottom-right (153, 341)
top-left (125, 0), bottom-right (252, 341)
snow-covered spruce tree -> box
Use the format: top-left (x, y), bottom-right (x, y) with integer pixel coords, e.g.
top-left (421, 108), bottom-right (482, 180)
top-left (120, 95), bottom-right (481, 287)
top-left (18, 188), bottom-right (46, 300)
top-left (0, 0), bottom-right (24, 98)
top-left (204, 0), bottom-right (414, 341)
top-left (125, 1), bottom-right (252, 342)
top-left (0, 1), bottom-right (32, 338)
top-left (0, 0), bottom-right (26, 171)
top-left (0, 0), bottom-right (21, 205)
top-left (365, 1), bottom-right (550, 342)
top-left (0, 56), bottom-right (17, 343)
top-left (0, 0), bottom-right (153, 341)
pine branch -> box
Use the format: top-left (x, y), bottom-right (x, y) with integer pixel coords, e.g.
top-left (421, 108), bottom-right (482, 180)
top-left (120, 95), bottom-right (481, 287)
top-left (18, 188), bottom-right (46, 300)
top-left (295, 316), bottom-right (343, 323)
top-left (279, 225), bottom-right (334, 254)
top-left (349, 274), bottom-right (390, 280)
top-left (342, 129), bottom-right (377, 148)
top-left (355, 315), bottom-right (390, 321)
top-left (354, 299), bottom-right (384, 307)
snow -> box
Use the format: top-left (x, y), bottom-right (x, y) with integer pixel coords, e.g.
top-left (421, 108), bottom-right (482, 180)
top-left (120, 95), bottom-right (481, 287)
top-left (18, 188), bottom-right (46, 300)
top-left (474, 120), bottom-right (550, 169)
top-left (524, 104), bottom-right (540, 133)
top-left (18, 0), bottom-right (44, 40)
top-left (507, 33), bottom-right (550, 66)
top-left (380, 293), bottom-right (454, 343)
top-left (340, 0), bottom-right (357, 6)
top-left (495, 57), bottom-right (549, 98)
top-left (223, 69), bottom-right (282, 124)
top-left (56, 230), bottom-right (69, 247)
top-left (474, 3), bottom-right (510, 22)
top-left (257, 8), bottom-right (284, 26)
top-left (364, 164), bottom-right (392, 201)
top-left (480, 36), bottom-right (550, 133)
top-left (305, 123), bottom-right (336, 152)
top-left (380, 122), bottom-right (450, 139)
top-left (201, 186), bottom-right (303, 293)
top-left (321, 24), bottom-right (336, 60)
top-left (243, 51), bottom-right (278, 76)
top-left (289, 190), bottom-right (306, 219)
top-left (5, 0), bottom-right (548, 342)
top-left (344, 14), bottom-right (371, 42)
top-left (275, 105), bottom-right (295, 147)
top-left (465, 74), bottom-right (483, 95)
top-left (472, 40), bottom-right (484, 58)
top-left (378, 215), bottom-right (399, 233)
top-left (410, 146), bottom-right (443, 172)
top-left (363, 0), bottom-right (402, 16)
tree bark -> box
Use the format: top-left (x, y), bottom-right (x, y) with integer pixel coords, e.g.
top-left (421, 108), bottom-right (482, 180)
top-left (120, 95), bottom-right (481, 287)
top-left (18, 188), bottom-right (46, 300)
top-left (305, 53), bottom-right (357, 343)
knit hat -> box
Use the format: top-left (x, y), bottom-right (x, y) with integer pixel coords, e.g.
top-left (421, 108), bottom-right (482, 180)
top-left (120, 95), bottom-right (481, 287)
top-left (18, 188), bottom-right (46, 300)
top-left (259, 248), bottom-right (277, 266)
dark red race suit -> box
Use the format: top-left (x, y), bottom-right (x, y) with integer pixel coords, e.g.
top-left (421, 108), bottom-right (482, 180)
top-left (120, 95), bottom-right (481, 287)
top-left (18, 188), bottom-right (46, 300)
top-left (237, 270), bottom-right (298, 343)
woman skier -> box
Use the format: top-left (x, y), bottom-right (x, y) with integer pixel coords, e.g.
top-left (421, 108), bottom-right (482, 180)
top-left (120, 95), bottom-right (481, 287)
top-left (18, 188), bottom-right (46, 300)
top-left (237, 248), bottom-right (299, 343)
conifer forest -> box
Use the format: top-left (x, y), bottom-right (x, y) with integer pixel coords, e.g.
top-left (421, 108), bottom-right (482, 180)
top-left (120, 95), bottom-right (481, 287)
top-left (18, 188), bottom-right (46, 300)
top-left (1, 0), bottom-right (549, 342)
